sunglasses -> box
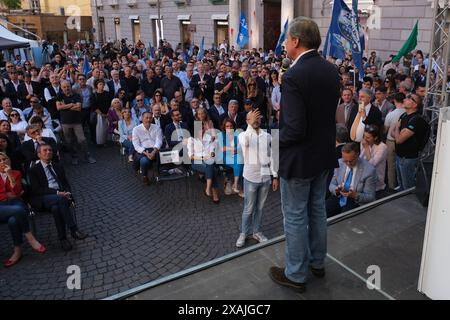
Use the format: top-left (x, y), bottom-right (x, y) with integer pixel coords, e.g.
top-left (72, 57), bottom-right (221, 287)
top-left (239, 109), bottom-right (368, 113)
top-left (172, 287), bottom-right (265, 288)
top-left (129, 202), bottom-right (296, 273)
top-left (10, 114), bottom-right (19, 117)
top-left (136, 99), bottom-right (143, 102)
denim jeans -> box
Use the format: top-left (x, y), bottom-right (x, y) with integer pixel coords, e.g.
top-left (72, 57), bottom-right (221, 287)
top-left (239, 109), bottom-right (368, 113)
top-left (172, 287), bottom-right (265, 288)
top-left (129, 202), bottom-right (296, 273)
top-left (241, 178), bottom-right (271, 236)
top-left (122, 139), bottom-right (135, 157)
top-left (0, 199), bottom-right (30, 246)
top-left (41, 194), bottom-right (76, 240)
top-left (191, 163), bottom-right (219, 189)
top-left (396, 156), bottom-right (418, 191)
top-left (134, 148), bottom-right (155, 177)
top-left (281, 170), bottom-right (329, 283)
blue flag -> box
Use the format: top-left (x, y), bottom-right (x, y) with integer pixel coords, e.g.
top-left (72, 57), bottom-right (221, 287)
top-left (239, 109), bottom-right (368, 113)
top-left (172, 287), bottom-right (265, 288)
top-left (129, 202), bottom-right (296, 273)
top-left (82, 55), bottom-right (90, 76)
top-left (275, 19), bottom-right (289, 56)
top-left (323, 0), bottom-right (364, 80)
top-left (237, 11), bottom-right (249, 49)
top-left (197, 36), bottom-right (205, 61)
top-left (149, 45), bottom-right (155, 60)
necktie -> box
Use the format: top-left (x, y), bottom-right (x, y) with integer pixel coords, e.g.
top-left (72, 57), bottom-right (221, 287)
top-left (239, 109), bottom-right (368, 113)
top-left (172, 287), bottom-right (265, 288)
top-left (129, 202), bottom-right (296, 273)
top-left (176, 123), bottom-right (183, 141)
top-left (47, 164), bottom-right (62, 190)
top-left (339, 168), bottom-right (353, 207)
top-left (34, 141), bottom-right (39, 151)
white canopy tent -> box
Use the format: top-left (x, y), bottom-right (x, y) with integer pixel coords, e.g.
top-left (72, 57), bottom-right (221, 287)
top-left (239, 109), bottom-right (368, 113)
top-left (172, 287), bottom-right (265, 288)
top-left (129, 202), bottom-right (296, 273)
top-left (0, 24), bottom-right (39, 50)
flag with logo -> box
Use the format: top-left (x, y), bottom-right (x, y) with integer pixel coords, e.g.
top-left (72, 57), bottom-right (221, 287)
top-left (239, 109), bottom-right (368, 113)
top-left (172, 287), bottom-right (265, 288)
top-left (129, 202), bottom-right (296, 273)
top-left (323, 0), bottom-right (364, 80)
top-left (275, 19), bottom-right (289, 56)
top-left (237, 11), bottom-right (249, 49)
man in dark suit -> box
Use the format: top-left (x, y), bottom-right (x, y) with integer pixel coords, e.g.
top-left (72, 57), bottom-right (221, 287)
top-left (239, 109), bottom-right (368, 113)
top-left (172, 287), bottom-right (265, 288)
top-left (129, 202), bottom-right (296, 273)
top-left (209, 92), bottom-right (227, 129)
top-left (335, 88), bottom-right (357, 133)
top-left (190, 63), bottom-right (214, 106)
top-left (151, 104), bottom-right (170, 132)
top-left (28, 143), bottom-right (87, 251)
top-left (164, 110), bottom-right (189, 148)
top-left (349, 88), bottom-right (383, 142)
top-left (4, 70), bottom-right (23, 109)
top-left (18, 73), bottom-right (41, 106)
top-left (106, 70), bottom-right (128, 97)
top-left (20, 124), bottom-right (58, 170)
top-left (269, 17), bottom-right (341, 293)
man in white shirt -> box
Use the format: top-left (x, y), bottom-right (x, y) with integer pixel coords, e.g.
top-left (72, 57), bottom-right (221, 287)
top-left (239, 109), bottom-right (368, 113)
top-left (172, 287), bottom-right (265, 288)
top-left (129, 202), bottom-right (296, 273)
top-left (235, 109), bottom-right (278, 248)
top-left (384, 92), bottom-right (406, 190)
top-left (0, 98), bottom-right (25, 122)
top-left (132, 111), bottom-right (163, 185)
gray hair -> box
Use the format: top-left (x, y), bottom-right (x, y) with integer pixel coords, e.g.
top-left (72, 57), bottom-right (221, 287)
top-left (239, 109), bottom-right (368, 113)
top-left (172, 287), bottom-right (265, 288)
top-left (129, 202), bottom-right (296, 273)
top-left (228, 100), bottom-right (239, 107)
top-left (359, 88), bottom-right (374, 100)
top-left (336, 124), bottom-right (350, 144)
top-left (400, 81), bottom-right (412, 91)
top-left (288, 17), bottom-right (321, 50)
top-left (26, 123), bottom-right (40, 132)
top-left (111, 70), bottom-right (119, 76)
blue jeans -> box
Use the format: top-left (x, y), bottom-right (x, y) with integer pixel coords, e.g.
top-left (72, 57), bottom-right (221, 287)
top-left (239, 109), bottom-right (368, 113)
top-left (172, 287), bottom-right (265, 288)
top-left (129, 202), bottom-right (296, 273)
top-left (191, 163), bottom-right (219, 189)
top-left (281, 170), bottom-right (329, 283)
top-left (396, 156), bottom-right (418, 191)
top-left (241, 179), bottom-right (271, 236)
top-left (0, 199), bottom-right (30, 246)
top-left (134, 148), bottom-right (155, 177)
top-left (122, 139), bottom-right (135, 157)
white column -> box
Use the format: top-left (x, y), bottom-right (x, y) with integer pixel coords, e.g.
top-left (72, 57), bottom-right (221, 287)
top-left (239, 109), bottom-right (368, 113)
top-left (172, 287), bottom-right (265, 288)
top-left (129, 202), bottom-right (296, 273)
top-left (248, 0), bottom-right (260, 49)
top-left (229, 0), bottom-right (240, 49)
top-left (281, 0), bottom-right (294, 29)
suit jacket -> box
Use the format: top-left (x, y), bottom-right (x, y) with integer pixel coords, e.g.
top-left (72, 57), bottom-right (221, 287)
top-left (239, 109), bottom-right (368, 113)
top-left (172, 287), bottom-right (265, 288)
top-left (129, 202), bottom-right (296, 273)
top-left (190, 73), bottom-right (214, 105)
top-left (279, 50), bottom-right (341, 179)
top-left (362, 104), bottom-right (383, 129)
top-left (28, 161), bottom-right (71, 209)
top-left (329, 158), bottom-right (377, 205)
top-left (336, 101), bottom-right (357, 133)
top-left (107, 79), bottom-right (128, 97)
top-left (209, 104), bottom-right (228, 129)
top-left (18, 82), bottom-right (41, 103)
top-left (20, 137), bottom-right (58, 169)
top-left (151, 114), bottom-right (170, 132)
top-left (5, 81), bottom-right (23, 109)
top-left (164, 121), bottom-right (188, 148)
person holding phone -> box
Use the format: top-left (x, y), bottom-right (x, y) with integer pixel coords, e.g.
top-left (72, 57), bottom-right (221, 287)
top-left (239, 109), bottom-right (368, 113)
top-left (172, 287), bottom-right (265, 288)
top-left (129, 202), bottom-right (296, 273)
top-left (350, 88), bottom-right (383, 142)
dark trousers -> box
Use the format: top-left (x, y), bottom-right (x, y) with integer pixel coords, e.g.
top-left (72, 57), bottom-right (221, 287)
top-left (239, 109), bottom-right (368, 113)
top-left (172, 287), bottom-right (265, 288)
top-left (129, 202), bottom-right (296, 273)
top-left (41, 194), bottom-right (76, 240)
top-left (326, 196), bottom-right (359, 218)
top-left (133, 148), bottom-right (156, 177)
top-left (81, 108), bottom-right (92, 140)
top-left (0, 199), bottom-right (30, 246)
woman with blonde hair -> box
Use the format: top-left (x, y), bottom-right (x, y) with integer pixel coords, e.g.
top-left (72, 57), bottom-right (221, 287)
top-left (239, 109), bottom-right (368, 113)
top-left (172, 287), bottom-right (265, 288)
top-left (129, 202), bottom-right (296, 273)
top-left (107, 98), bottom-right (123, 138)
top-left (246, 78), bottom-right (267, 125)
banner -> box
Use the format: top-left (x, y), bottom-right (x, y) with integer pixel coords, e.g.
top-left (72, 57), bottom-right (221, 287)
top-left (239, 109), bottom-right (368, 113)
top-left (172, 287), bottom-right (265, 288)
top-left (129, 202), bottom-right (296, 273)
top-left (237, 11), bottom-right (249, 49)
top-left (275, 19), bottom-right (289, 56)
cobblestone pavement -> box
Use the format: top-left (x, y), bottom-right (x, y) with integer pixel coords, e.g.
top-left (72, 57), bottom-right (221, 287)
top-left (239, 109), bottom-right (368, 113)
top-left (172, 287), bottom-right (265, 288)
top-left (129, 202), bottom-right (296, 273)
top-left (0, 146), bottom-right (283, 300)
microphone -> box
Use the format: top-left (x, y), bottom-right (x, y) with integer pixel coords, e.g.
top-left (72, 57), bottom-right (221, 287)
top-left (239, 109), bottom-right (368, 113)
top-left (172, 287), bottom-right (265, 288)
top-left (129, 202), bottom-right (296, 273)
top-left (281, 58), bottom-right (292, 73)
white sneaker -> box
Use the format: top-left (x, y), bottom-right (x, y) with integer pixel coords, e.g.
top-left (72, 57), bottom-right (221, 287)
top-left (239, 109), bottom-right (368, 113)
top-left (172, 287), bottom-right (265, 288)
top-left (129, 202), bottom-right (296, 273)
top-left (236, 233), bottom-right (246, 248)
top-left (128, 155), bottom-right (134, 162)
top-left (224, 182), bottom-right (233, 195)
top-left (232, 185), bottom-right (240, 194)
top-left (253, 232), bottom-right (268, 243)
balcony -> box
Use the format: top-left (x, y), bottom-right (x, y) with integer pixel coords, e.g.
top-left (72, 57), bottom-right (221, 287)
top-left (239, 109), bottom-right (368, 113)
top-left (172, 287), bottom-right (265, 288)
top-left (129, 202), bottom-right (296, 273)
top-left (148, 0), bottom-right (158, 7)
top-left (108, 0), bottom-right (119, 7)
top-left (127, 0), bottom-right (137, 7)
top-left (174, 0), bottom-right (191, 7)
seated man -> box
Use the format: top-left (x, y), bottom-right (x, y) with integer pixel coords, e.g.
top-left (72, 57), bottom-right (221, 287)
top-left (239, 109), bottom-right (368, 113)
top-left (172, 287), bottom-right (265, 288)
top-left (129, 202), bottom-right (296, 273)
top-left (28, 143), bottom-right (88, 251)
top-left (326, 142), bottom-right (377, 218)
top-left (20, 124), bottom-right (58, 170)
top-left (132, 111), bottom-right (163, 185)
top-left (164, 110), bottom-right (188, 149)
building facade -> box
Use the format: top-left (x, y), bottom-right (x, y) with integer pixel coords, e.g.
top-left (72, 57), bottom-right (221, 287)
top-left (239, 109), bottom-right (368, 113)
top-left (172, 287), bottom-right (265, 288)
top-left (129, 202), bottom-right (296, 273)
top-left (91, 0), bottom-right (433, 61)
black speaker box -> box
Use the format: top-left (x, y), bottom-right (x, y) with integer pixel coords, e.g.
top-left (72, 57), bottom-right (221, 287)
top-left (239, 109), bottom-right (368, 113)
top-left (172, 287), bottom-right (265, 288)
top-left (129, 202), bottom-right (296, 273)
top-left (416, 154), bottom-right (435, 207)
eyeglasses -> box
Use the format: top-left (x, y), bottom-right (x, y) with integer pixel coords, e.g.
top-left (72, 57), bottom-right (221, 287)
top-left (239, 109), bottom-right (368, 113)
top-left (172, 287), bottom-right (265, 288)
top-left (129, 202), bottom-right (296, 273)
top-left (10, 114), bottom-right (19, 117)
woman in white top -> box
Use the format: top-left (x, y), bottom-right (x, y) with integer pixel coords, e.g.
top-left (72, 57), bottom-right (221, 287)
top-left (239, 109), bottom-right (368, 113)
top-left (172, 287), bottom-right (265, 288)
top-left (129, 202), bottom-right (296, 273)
top-left (8, 111), bottom-right (28, 140)
top-left (360, 125), bottom-right (388, 192)
top-left (187, 125), bottom-right (220, 203)
top-left (270, 70), bottom-right (281, 112)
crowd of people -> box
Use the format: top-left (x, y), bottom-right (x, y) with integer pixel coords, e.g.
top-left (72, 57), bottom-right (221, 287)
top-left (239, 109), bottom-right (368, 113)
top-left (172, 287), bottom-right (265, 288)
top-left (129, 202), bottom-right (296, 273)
top-left (0, 34), bottom-right (430, 267)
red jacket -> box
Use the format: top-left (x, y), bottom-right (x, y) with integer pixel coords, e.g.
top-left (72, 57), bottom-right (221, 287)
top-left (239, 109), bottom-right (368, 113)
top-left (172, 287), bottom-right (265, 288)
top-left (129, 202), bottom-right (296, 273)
top-left (0, 170), bottom-right (23, 202)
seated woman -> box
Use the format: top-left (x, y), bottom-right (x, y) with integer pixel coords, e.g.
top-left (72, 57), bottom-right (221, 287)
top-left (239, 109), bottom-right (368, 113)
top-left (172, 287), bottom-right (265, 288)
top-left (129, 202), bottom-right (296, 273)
top-left (0, 152), bottom-right (46, 268)
top-left (187, 125), bottom-right (220, 204)
top-left (0, 120), bottom-right (21, 152)
top-left (116, 88), bottom-right (130, 109)
top-left (8, 111), bottom-right (28, 141)
top-left (107, 98), bottom-right (123, 140)
top-left (23, 116), bottom-right (57, 143)
top-left (150, 89), bottom-right (170, 115)
top-left (218, 118), bottom-right (243, 196)
top-left (195, 107), bottom-right (215, 133)
top-left (360, 125), bottom-right (388, 194)
top-left (194, 88), bottom-right (210, 111)
top-left (118, 108), bottom-right (139, 162)
top-left (0, 134), bottom-right (23, 171)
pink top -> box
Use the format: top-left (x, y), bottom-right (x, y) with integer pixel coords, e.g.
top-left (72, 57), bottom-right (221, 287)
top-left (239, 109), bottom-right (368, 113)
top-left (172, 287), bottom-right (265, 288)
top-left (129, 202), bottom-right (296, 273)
top-left (360, 142), bottom-right (388, 191)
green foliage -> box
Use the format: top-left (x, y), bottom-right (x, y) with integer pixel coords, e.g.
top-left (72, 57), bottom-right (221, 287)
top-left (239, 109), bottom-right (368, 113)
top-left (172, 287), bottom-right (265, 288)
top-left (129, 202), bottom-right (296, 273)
top-left (0, 0), bottom-right (21, 10)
